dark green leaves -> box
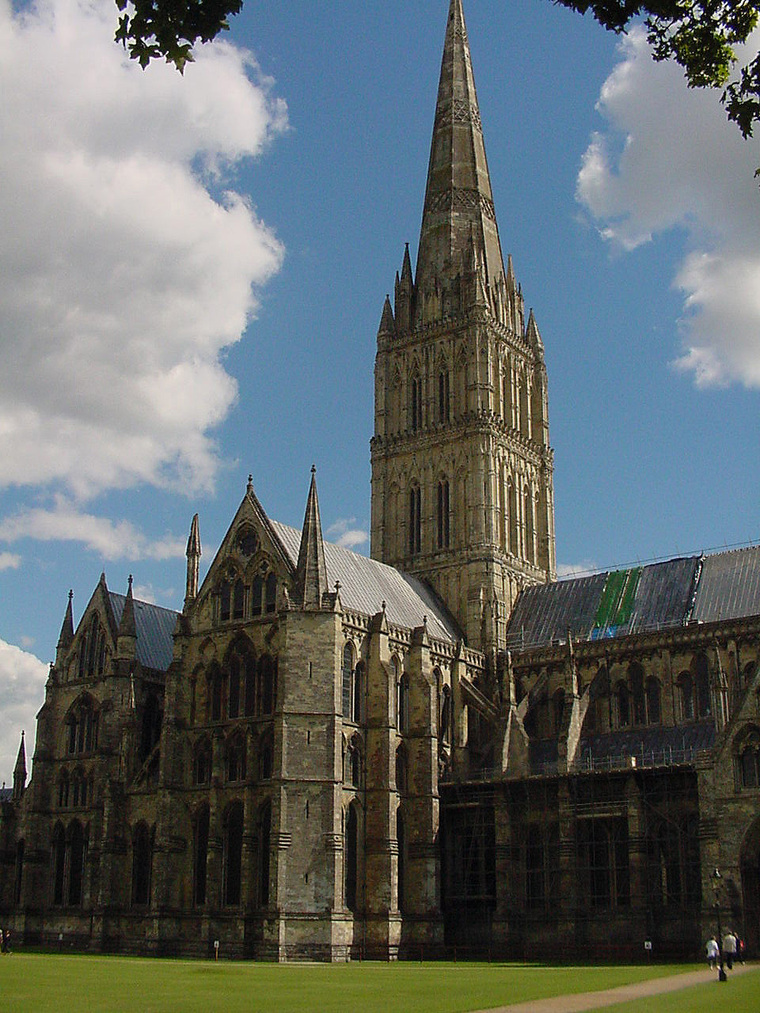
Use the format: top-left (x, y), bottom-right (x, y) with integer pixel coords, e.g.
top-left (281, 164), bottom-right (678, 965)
top-left (114, 0), bottom-right (243, 72)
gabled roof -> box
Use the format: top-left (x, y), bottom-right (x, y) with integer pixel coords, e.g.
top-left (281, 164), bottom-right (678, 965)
top-left (507, 546), bottom-right (760, 650)
top-left (109, 593), bottom-right (178, 672)
top-left (270, 521), bottom-right (460, 642)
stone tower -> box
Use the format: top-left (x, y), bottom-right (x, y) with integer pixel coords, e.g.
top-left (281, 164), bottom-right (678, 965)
top-left (371, 0), bottom-right (556, 664)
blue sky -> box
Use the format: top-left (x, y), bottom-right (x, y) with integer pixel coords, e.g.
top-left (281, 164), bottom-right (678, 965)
top-left (0, 0), bottom-right (758, 778)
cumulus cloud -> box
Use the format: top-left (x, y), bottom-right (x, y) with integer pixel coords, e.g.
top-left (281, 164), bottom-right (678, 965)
top-left (326, 518), bottom-right (369, 550)
top-left (0, 497), bottom-right (185, 561)
top-left (576, 28), bottom-right (760, 388)
top-left (0, 0), bottom-right (287, 500)
top-left (0, 639), bottom-right (49, 783)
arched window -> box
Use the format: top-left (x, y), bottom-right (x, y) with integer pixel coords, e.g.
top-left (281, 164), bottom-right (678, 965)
top-left (210, 665), bottom-right (224, 722)
top-left (265, 573), bottom-right (277, 614)
top-left (228, 655), bottom-right (241, 719)
top-left (259, 735), bottom-right (273, 781)
top-left (140, 693), bottom-right (162, 762)
top-left (438, 368), bottom-right (450, 423)
top-left (52, 823), bottom-right (66, 905)
top-left (258, 800), bottom-right (271, 907)
top-left (226, 736), bottom-right (247, 783)
top-left (220, 580), bottom-right (231, 622)
top-left (353, 661), bottom-right (365, 724)
top-left (259, 655), bottom-right (275, 716)
top-left (58, 772), bottom-right (70, 808)
top-left (410, 375), bottom-right (422, 431)
top-left (395, 746), bottom-right (407, 794)
top-left (524, 485), bottom-right (535, 564)
top-left (342, 642), bottom-right (354, 720)
top-left (408, 485), bottom-right (421, 556)
top-left (232, 579), bottom-right (245, 620)
top-left (345, 803), bottom-right (359, 913)
top-left (244, 653), bottom-right (257, 717)
top-left (348, 736), bottom-right (362, 788)
top-left (68, 820), bottom-right (86, 907)
top-left (437, 478), bottom-right (450, 549)
top-left (630, 664), bottom-right (645, 725)
top-left (251, 574), bottom-right (263, 617)
top-left (440, 684), bottom-right (452, 745)
top-left (508, 480), bottom-right (518, 556)
top-left (694, 654), bottom-right (711, 717)
top-left (193, 738), bottom-right (212, 785)
top-left (617, 682), bottom-right (630, 728)
top-left (397, 672), bottom-right (410, 734)
top-left (646, 678), bottom-right (661, 725)
top-left (193, 805), bottom-right (209, 907)
top-left (679, 672), bottom-right (695, 721)
top-left (397, 807), bottom-right (406, 913)
top-left (223, 802), bottom-right (244, 906)
top-left (738, 730), bottom-right (760, 788)
top-left (131, 822), bottom-right (152, 907)
top-left (66, 696), bottom-right (99, 755)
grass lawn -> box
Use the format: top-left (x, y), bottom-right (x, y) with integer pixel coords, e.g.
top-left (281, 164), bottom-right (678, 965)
top-left (0, 953), bottom-right (731, 1013)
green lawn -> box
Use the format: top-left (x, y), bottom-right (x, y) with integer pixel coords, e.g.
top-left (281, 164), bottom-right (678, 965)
top-left (0, 953), bottom-right (743, 1013)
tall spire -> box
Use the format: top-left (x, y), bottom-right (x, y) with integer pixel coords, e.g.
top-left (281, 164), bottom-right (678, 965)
top-left (415, 0), bottom-right (506, 303)
top-left (12, 730), bottom-right (26, 800)
top-left (185, 513), bottom-right (201, 608)
top-left (295, 467), bottom-right (328, 610)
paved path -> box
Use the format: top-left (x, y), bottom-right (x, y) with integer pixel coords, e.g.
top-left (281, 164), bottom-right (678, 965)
top-left (470, 961), bottom-right (759, 1013)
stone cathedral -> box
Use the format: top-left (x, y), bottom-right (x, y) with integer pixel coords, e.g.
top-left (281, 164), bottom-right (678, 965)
top-left (2, 0), bottom-right (760, 962)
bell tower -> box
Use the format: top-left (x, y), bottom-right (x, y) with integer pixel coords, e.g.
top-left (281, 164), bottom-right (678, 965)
top-left (370, 0), bottom-right (556, 660)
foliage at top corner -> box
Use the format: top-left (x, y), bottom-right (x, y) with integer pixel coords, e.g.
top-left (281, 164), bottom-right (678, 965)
top-left (114, 0), bottom-right (243, 72)
top-left (554, 0), bottom-right (760, 140)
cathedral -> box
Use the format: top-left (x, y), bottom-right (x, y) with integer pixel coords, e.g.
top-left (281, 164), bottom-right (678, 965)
top-left (2, 0), bottom-right (759, 961)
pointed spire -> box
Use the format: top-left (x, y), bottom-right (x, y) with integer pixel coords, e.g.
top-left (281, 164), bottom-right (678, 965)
top-left (118, 575), bottom-right (137, 639)
top-left (400, 242), bottom-right (413, 285)
top-left (415, 0), bottom-right (507, 309)
top-left (185, 513), bottom-right (201, 607)
top-left (526, 308), bottom-right (543, 352)
top-left (378, 294), bottom-right (395, 336)
top-left (12, 730), bottom-right (26, 800)
top-left (57, 589), bottom-right (74, 650)
top-left (295, 466), bottom-right (329, 609)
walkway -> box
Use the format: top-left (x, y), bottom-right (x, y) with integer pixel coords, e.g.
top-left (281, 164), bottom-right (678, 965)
top-left (471, 961), bottom-right (759, 1013)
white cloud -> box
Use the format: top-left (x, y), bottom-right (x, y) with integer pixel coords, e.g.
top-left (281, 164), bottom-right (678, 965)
top-left (0, 552), bottom-right (21, 571)
top-left (0, 497), bottom-right (185, 561)
top-left (0, 0), bottom-right (287, 499)
top-left (326, 518), bottom-right (369, 550)
top-left (576, 28), bottom-right (760, 388)
top-left (556, 560), bottom-right (599, 579)
top-left (0, 639), bottom-right (49, 784)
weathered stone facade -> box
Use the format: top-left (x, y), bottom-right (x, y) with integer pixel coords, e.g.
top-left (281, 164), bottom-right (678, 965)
top-left (1, 0), bottom-right (758, 962)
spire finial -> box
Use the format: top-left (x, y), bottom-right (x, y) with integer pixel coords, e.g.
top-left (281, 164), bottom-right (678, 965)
top-left (247, 473), bottom-right (253, 493)
top-left (295, 468), bottom-right (329, 609)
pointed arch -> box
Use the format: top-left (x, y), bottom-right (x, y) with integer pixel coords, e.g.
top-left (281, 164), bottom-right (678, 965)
top-left (223, 801), bottom-right (244, 907)
top-left (193, 804), bottom-right (210, 907)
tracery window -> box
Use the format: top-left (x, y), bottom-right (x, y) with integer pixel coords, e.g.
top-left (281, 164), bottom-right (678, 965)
top-left (397, 806), bottom-right (406, 913)
top-left (66, 697), bottom-right (99, 755)
top-left (646, 678), bottom-right (661, 724)
top-left (342, 642), bottom-right (354, 720)
top-left (616, 683), bottom-right (630, 728)
top-left (439, 683), bottom-right (452, 745)
top-left (630, 664), bottom-right (646, 725)
top-left (67, 820), bottom-right (86, 907)
top-left (232, 579), bottom-right (245, 620)
top-left (347, 736), bottom-right (362, 788)
top-left (78, 613), bottom-right (107, 679)
top-left (258, 800), bottom-right (271, 907)
top-left (52, 823), bottom-right (66, 905)
top-left (694, 654), bottom-right (711, 718)
top-left (345, 802), bottom-right (359, 913)
top-left (395, 746), bottom-right (407, 794)
top-left (58, 772), bottom-right (70, 808)
top-left (265, 573), bottom-right (277, 614)
top-left (576, 817), bottom-right (629, 910)
top-left (251, 574), bottom-right (264, 617)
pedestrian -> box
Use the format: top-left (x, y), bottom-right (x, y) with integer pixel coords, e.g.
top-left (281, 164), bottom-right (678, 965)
top-left (706, 936), bottom-right (719, 970)
top-left (0, 928), bottom-right (4, 954)
top-left (737, 936), bottom-right (745, 964)
top-left (723, 929), bottom-right (737, 970)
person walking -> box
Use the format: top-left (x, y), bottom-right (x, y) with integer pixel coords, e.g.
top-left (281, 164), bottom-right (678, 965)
top-left (706, 936), bottom-right (719, 970)
top-left (723, 929), bottom-right (737, 970)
